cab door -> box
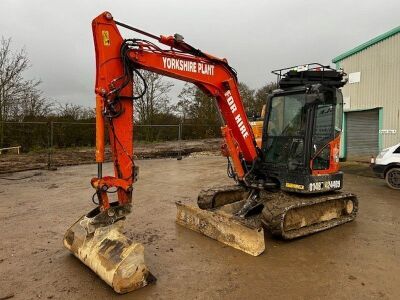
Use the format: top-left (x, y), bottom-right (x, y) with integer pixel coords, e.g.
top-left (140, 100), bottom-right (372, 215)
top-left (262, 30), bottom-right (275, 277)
top-left (310, 90), bottom-right (343, 174)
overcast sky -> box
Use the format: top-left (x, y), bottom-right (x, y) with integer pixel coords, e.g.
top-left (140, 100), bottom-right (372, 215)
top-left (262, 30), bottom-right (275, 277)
top-left (1, 0), bottom-right (399, 107)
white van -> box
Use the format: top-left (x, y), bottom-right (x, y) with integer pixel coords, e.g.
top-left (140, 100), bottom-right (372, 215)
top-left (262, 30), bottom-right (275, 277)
top-left (371, 142), bottom-right (400, 189)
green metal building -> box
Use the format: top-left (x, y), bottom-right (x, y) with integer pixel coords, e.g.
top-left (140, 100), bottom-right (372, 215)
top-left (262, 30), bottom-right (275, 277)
top-left (332, 26), bottom-right (400, 160)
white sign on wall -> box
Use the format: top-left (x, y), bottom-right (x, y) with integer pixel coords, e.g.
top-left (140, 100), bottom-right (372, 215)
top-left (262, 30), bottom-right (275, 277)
top-left (348, 72), bottom-right (361, 84)
top-left (379, 129), bottom-right (397, 134)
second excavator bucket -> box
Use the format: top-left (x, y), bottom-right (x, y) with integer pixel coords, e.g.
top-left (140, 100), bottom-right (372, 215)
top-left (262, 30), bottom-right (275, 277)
top-left (64, 214), bottom-right (155, 294)
top-left (176, 200), bottom-right (265, 256)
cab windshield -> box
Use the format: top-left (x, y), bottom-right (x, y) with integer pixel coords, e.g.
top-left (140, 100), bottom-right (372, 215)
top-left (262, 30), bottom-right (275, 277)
top-left (267, 93), bottom-right (307, 137)
top-left (264, 93), bottom-right (307, 169)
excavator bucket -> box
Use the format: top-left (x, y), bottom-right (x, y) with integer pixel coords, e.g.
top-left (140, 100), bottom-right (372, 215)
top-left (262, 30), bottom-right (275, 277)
top-left (176, 200), bottom-right (265, 256)
top-left (63, 214), bottom-right (155, 294)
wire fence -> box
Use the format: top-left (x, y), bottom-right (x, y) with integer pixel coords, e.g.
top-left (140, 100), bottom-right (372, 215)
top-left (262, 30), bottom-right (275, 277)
top-left (0, 121), bottom-right (222, 172)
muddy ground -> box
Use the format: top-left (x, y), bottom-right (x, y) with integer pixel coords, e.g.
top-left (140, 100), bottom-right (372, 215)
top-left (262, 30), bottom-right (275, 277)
top-left (0, 139), bottom-right (221, 173)
top-left (0, 155), bottom-right (399, 299)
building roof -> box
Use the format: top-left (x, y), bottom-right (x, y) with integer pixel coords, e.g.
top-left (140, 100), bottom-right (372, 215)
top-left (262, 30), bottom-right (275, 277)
top-left (332, 25), bottom-right (400, 63)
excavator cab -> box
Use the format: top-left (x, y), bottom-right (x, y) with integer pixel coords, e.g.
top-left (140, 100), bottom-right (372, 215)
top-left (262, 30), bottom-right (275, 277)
top-left (178, 65), bottom-right (357, 251)
top-left (261, 64), bottom-right (346, 193)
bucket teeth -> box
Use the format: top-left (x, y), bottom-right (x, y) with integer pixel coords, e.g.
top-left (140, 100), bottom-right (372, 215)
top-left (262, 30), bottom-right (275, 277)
top-left (64, 215), bottom-right (155, 293)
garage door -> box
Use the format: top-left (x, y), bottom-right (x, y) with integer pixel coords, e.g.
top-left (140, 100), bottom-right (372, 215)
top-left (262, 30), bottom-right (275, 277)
top-left (346, 109), bottom-right (379, 160)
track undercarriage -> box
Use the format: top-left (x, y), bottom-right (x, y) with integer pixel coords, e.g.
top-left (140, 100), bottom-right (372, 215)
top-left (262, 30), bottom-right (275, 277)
top-left (176, 184), bottom-right (358, 256)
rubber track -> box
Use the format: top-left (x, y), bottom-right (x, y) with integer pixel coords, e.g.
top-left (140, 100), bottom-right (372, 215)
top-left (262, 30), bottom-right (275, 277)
top-left (197, 184), bottom-right (248, 209)
top-left (198, 185), bottom-right (358, 240)
top-left (261, 191), bottom-right (358, 239)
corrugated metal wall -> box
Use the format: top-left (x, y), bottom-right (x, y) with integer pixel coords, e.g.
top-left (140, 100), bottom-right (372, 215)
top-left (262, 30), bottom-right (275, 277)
top-left (338, 33), bottom-right (400, 150)
top-left (346, 109), bottom-right (379, 159)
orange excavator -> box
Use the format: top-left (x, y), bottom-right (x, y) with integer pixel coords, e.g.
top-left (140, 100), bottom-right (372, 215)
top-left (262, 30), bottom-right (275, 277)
top-left (64, 12), bottom-right (358, 293)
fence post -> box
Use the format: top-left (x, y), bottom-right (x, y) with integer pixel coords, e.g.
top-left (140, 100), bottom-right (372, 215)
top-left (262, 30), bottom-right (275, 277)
top-left (47, 121), bottom-right (56, 170)
top-left (47, 122), bottom-right (51, 169)
top-left (177, 123), bottom-right (182, 160)
top-left (51, 121), bottom-right (54, 148)
top-left (0, 120), bottom-right (3, 148)
top-left (47, 122), bottom-right (50, 168)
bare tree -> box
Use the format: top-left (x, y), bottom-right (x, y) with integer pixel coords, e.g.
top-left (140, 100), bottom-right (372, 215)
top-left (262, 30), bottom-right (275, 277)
top-left (238, 82), bottom-right (256, 117)
top-left (0, 37), bottom-right (53, 145)
top-left (56, 102), bottom-right (95, 120)
top-left (175, 83), bottom-right (197, 121)
top-left (133, 71), bottom-right (173, 124)
top-left (254, 81), bottom-right (277, 115)
top-left (18, 82), bottom-right (53, 120)
top-left (175, 81), bottom-right (277, 127)
top-left (173, 83), bottom-right (221, 139)
top-left (0, 37), bottom-right (28, 121)
top-left (239, 81), bottom-right (278, 119)
top-left (176, 82), bottom-right (259, 122)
